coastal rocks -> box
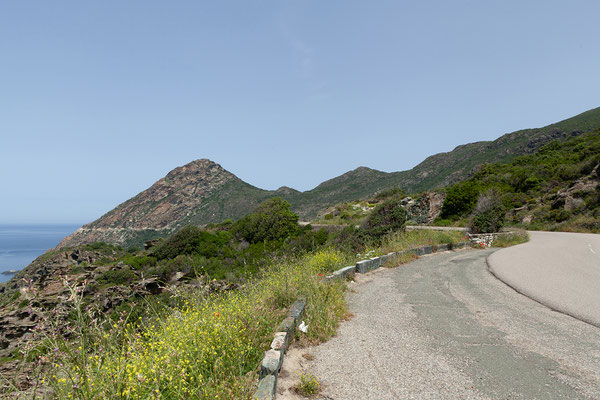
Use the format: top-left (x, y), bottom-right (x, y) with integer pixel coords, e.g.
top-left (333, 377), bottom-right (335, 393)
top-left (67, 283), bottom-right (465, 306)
top-left (0, 309), bottom-right (40, 360)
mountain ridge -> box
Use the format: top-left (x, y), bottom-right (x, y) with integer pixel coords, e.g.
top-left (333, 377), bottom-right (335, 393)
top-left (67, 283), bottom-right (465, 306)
top-left (58, 106), bottom-right (600, 248)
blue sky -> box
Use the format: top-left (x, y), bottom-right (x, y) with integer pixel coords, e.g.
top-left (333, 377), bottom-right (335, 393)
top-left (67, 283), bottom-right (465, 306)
top-left (1, 1), bottom-right (599, 224)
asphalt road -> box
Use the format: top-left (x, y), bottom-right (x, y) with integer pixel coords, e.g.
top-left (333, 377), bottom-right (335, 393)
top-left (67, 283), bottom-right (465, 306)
top-left (488, 231), bottom-right (600, 328)
top-left (303, 248), bottom-right (600, 399)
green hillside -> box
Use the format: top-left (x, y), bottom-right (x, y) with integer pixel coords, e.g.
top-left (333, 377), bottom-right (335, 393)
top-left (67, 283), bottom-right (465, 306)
top-left (437, 131), bottom-right (600, 232)
top-left (283, 107), bottom-right (600, 218)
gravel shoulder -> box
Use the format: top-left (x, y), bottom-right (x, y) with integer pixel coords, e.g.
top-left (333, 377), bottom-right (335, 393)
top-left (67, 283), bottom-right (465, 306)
top-left (278, 249), bottom-right (600, 399)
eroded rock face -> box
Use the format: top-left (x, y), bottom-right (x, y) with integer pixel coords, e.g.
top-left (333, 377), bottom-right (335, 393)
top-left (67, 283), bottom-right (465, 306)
top-left (403, 192), bottom-right (446, 224)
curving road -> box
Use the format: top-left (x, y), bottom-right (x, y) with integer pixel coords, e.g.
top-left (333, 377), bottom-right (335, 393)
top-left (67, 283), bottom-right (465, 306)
top-left (281, 245), bottom-right (600, 399)
top-left (488, 230), bottom-right (600, 327)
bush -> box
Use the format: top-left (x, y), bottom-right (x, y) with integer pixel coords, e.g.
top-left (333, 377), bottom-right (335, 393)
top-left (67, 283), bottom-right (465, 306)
top-left (82, 241), bottom-right (124, 253)
top-left (285, 228), bottom-right (329, 254)
top-left (231, 198), bottom-right (299, 244)
top-left (372, 187), bottom-right (405, 201)
top-left (362, 198), bottom-right (406, 240)
top-left (548, 209), bottom-right (570, 222)
top-left (469, 189), bottom-right (505, 233)
top-left (152, 225), bottom-right (233, 260)
top-left (98, 268), bottom-right (137, 285)
top-left (308, 248), bottom-right (346, 272)
top-left (328, 226), bottom-right (367, 252)
top-left (122, 255), bottom-right (157, 270)
top-left (439, 181), bottom-right (481, 220)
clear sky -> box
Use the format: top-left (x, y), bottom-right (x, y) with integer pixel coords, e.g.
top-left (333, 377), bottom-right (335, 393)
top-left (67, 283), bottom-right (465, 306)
top-left (2, 1), bottom-right (599, 224)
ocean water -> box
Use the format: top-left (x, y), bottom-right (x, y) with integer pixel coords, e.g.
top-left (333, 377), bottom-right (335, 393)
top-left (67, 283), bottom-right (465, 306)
top-left (0, 224), bottom-right (80, 284)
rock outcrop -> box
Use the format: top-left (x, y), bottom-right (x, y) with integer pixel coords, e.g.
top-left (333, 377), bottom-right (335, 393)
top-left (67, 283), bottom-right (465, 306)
top-left (403, 192), bottom-right (445, 224)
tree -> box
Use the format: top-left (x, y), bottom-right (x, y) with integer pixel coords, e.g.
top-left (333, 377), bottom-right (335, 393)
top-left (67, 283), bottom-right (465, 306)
top-left (231, 198), bottom-right (299, 243)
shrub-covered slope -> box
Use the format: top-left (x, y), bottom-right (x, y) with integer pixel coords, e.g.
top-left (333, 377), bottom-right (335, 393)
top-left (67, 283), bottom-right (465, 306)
top-left (437, 131), bottom-right (600, 232)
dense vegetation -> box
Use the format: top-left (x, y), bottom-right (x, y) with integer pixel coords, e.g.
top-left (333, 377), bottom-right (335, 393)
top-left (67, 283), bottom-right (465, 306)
top-left (1, 191), bottom-right (471, 399)
top-left (436, 131), bottom-right (600, 232)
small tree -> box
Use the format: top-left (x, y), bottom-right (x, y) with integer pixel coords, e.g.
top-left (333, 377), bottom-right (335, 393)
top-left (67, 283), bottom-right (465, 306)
top-left (469, 188), bottom-right (505, 233)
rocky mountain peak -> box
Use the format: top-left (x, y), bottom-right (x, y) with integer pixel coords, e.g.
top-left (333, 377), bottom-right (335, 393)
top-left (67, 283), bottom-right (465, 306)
top-left (164, 159), bottom-right (227, 180)
top-left (57, 159), bottom-right (241, 248)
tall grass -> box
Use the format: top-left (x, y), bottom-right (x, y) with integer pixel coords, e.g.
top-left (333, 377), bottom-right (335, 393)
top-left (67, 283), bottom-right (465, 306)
top-left (491, 230), bottom-right (529, 247)
top-left (33, 249), bottom-right (348, 399)
top-left (379, 229), bottom-right (465, 255)
top-left (17, 232), bottom-right (474, 399)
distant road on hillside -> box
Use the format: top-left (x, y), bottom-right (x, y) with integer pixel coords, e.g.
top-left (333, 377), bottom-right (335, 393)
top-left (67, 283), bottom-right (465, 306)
top-left (405, 225), bottom-right (468, 232)
top-left (488, 230), bottom-right (600, 327)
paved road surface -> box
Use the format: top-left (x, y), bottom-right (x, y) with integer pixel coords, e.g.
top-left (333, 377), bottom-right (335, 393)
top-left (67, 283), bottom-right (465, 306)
top-left (301, 249), bottom-right (600, 399)
top-left (488, 231), bottom-right (600, 327)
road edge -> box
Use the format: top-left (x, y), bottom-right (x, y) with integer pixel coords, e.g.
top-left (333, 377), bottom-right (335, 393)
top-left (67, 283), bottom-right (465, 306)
top-left (485, 250), bottom-right (600, 329)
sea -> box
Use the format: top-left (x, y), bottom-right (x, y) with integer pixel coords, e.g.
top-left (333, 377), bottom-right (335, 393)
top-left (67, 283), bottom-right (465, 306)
top-left (0, 224), bottom-right (81, 284)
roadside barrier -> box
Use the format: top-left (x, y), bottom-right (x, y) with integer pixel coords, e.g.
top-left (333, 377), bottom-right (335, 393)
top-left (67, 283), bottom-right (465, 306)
top-left (253, 241), bottom-right (470, 399)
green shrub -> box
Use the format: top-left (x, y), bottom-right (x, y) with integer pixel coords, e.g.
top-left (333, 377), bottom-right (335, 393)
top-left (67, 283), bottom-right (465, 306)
top-left (308, 248), bottom-right (346, 272)
top-left (548, 209), bottom-right (570, 222)
top-left (372, 187), bottom-right (405, 201)
top-left (328, 226), bottom-right (367, 252)
top-left (123, 255), bottom-right (157, 270)
top-left (439, 181), bottom-right (481, 220)
top-left (152, 225), bottom-right (233, 260)
top-left (98, 268), bottom-right (137, 285)
top-left (231, 197), bottom-right (299, 243)
top-left (362, 198), bottom-right (406, 240)
top-left (284, 228), bottom-right (329, 254)
top-left (469, 189), bottom-right (505, 233)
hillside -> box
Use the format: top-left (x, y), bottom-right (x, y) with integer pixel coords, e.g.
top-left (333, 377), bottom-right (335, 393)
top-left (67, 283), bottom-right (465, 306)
top-left (58, 107), bottom-right (600, 248)
top-left (437, 131), bottom-right (600, 232)
top-left (282, 107), bottom-right (600, 216)
top-left (395, 106), bottom-right (600, 192)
